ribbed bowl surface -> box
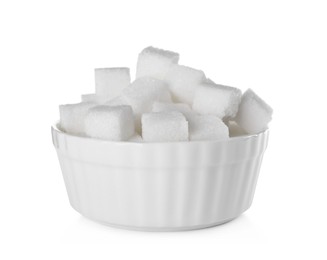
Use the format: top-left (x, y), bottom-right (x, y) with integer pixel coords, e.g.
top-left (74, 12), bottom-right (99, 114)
top-left (52, 124), bottom-right (269, 231)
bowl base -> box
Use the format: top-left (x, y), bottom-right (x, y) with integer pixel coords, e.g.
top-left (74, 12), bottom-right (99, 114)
top-left (86, 216), bottom-right (239, 232)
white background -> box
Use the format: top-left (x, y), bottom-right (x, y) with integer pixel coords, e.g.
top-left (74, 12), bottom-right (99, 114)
top-left (0, 0), bottom-right (326, 259)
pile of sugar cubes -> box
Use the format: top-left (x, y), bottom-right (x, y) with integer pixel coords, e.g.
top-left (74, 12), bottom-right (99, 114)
top-left (59, 47), bottom-right (273, 142)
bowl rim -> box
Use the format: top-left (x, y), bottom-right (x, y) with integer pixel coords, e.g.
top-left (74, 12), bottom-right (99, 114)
top-left (52, 122), bottom-right (269, 146)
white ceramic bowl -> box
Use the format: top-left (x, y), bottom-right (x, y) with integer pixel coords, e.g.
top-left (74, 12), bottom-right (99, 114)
top-left (52, 123), bottom-right (269, 231)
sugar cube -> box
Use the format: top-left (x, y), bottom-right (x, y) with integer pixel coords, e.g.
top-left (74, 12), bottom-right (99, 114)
top-left (142, 112), bottom-right (188, 142)
top-left (59, 102), bottom-right (95, 135)
top-left (136, 46), bottom-right (179, 80)
top-left (84, 105), bottom-right (135, 141)
top-left (164, 65), bottom-right (205, 104)
top-left (104, 96), bottom-right (139, 131)
top-left (188, 115), bottom-right (229, 141)
top-left (95, 67), bottom-right (131, 100)
top-left (234, 89), bottom-right (273, 134)
top-left (226, 121), bottom-right (247, 137)
top-left (192, 82), bottom-right (242, 119)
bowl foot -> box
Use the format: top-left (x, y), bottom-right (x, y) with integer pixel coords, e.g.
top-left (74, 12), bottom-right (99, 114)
top-left (85, 216), bottom-right (239, 232)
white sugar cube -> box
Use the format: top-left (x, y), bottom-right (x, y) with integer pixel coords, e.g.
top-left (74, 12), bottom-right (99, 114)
top-left (59, 102), bottom-right (95, 135)
top-left (164, 65), bottom-right (205, 104)
top-left (81, 94), bottom-right (108, 104)
top-left (136, 46), bottom-right (179, 80)
top-left (84, 105), bottom-right (135, 141)
top-left (226, 121), bottom-right (247, 137)
top-left (192, 82), bottom-right (242, 119)
top-left (142, 112), bottom-right (188, 142)
top-left (189, 115), bottom-right (229, 141)
top-left (234, 89), bottom-right (273, 134)
top-left (128, 134), bottom-right (143, 142)
top-left (105, 95), bottom-right (141, 134)
top-left (95, 67), bottom-right (131, 100)
top-left (152, 101), bottom-right (196, 120)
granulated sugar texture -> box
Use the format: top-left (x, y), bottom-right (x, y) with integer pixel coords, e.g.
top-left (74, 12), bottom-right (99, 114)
top-left (59, 46), bottom-right (273, 142)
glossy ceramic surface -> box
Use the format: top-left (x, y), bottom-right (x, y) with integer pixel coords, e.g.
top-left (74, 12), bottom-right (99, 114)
top-left (52, 124), bottom-right (269, 231)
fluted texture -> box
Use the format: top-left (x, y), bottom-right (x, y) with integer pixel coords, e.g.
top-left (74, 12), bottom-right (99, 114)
top-left (52, 124), bottom-right (269, 231)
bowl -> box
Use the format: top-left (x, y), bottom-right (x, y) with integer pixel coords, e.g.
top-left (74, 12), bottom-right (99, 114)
top-left (51, 123), bottom-right (269, 231)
